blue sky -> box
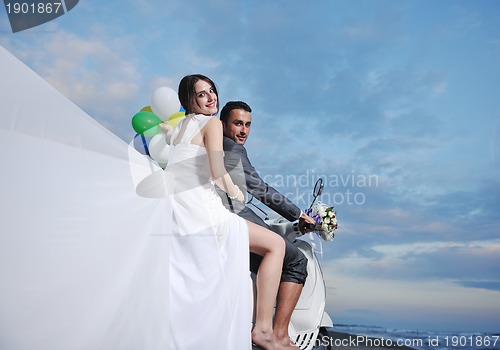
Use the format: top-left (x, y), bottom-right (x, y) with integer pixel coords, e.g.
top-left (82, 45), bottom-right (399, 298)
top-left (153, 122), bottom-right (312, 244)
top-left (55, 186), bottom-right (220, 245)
top-left (1, 0), bottom-right (500, 333)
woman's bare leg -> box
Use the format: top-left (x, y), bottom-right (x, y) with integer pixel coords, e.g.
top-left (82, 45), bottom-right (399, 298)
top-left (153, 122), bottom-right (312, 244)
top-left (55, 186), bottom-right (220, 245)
top-left (246, 220), bottom-right (285, 350)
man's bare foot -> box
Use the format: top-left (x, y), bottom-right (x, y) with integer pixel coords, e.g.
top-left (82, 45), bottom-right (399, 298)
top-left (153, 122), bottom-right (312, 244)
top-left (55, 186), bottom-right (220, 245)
top-left (274, 334), bottom-right (299, 350)
top-left (252, 327), bottom-right (275, 350)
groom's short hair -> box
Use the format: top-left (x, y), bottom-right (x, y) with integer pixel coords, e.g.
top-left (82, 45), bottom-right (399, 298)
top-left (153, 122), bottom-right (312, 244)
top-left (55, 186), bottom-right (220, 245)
top-left (220, 101), bottom-right (252, 124)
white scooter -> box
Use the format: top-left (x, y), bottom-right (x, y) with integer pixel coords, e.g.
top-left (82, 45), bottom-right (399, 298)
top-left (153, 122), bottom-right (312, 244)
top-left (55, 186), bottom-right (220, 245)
top-left (250, 179), bottom-right (334, 350)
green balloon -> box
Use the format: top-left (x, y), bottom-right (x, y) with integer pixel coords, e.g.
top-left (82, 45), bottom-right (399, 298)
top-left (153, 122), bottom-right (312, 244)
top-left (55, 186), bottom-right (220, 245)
top-left (131, 111), bottom-right (162, 136)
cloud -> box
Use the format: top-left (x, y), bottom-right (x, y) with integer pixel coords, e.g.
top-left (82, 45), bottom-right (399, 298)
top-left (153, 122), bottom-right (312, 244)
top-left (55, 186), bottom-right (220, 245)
top-left (1, 27), bottom-right (147, 140)
top-left (327, 239), bottom-right (500, 291)
top-left (457, 280), bottom-right (500, 292)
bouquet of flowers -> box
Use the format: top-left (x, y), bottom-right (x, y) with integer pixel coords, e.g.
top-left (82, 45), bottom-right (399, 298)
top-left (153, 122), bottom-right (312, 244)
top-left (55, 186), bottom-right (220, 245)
top-left (305, 202), bottom-right (338, 241)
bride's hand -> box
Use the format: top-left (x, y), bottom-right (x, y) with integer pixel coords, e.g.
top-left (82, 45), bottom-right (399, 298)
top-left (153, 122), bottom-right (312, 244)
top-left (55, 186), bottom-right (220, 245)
top-left (158, 122), bottom-right (173, 135)
top-left (228, 185), bottom-right (245, 203)
top-left (236, 190), bottom-right (245, 203)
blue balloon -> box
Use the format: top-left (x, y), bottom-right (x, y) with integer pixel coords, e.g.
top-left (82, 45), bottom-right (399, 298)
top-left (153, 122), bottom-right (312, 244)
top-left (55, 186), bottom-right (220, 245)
top-left (133, 133), bottom-right (151, 155)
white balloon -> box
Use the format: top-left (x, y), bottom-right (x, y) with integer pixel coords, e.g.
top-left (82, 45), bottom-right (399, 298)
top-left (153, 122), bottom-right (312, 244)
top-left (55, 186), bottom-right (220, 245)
top-left (150, 87), bottom-right (180, 121)
top-left (148, 133), bottom-right (171, 163)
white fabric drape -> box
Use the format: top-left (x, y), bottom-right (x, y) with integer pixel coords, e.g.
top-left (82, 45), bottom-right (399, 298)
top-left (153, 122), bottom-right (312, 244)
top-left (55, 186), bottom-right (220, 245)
top-left (0, 45), bottom-right (171, 350)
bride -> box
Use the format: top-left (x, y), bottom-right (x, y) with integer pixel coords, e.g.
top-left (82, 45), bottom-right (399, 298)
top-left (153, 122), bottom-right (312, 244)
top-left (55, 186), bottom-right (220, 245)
top-left (164, 74), bottom-right (285, 349)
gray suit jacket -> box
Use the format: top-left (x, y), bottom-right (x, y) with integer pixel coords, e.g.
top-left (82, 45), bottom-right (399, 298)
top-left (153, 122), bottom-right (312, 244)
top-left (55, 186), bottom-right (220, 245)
top-left (221, 136), bottom-right (301, 226)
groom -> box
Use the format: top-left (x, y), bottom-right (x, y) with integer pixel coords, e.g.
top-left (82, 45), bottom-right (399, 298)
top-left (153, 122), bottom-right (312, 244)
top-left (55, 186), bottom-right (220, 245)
top-left (219, 101), bottom-right (316, 349)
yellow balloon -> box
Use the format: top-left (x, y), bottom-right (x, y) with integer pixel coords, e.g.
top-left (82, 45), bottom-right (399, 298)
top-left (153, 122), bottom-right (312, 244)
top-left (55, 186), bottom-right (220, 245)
top-left (167, 112), bottom-right (186, 128)
top-left (168, 111), bottom-right (185, 120)
top-left (140, 106), bottom-right (152, 112)
top-left (167, 118), bottom-right (183, 128)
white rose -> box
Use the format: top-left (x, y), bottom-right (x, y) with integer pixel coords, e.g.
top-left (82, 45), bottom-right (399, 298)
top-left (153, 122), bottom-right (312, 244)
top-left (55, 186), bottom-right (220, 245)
top-left (324, 217), bottom-right (330, 224)
top-left (328, 210), bottom-right (335, 217)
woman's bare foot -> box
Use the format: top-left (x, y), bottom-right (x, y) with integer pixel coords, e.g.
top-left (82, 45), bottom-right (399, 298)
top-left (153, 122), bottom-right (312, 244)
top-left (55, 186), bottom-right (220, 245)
top-left (274, 335), bottom-right (299, 350)
top-left (252, 327), bottom-right (275, 350)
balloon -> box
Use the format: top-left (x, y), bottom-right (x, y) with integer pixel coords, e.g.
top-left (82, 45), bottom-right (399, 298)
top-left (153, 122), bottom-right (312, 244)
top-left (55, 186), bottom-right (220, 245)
top-left (167, 111), bottom-right (186, 128)
top-left (132, 133), bottom-right (152, 155)
top-left (169, 111), bottom-right (185, 120)
top-left (150, 87), bottom-right (181, 121)
top-left (140, 106), bottom-right (152, 112)
top-left (148, 133), bottom-right (171, 163)
top-left (131, 111), bottom-right (162, 136)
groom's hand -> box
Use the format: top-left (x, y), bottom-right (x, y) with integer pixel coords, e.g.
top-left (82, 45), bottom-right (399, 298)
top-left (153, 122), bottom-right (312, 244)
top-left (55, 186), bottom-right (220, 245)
top-left (298, 212), bottom-right (316, 233)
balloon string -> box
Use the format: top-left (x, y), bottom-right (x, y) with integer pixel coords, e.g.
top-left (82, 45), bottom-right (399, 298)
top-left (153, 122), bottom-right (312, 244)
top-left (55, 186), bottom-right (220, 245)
top-left (141, 134), bottom-right (150, 156)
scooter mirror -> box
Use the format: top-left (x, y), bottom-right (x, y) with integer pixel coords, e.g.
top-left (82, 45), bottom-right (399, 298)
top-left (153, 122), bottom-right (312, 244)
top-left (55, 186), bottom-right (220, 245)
top-left (308, 178), bottom-right (324, 209)
top-left (313, 178), bottom-right (324, 197)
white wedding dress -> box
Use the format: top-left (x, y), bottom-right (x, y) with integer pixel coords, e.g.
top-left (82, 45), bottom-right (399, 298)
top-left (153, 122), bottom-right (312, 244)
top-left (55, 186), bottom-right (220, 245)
top-left (166, 114), bottom-right (251, 349)
top-left (0, 45), bottom-right (251, 350)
